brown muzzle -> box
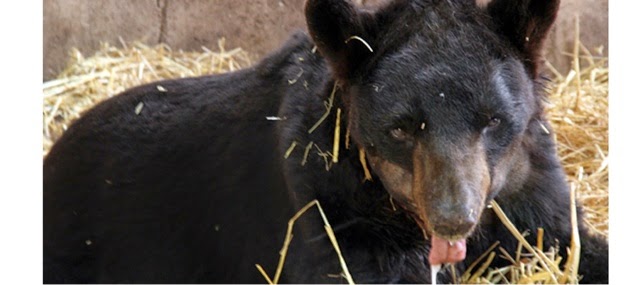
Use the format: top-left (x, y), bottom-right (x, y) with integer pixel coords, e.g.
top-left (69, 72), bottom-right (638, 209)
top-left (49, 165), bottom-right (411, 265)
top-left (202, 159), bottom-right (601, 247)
top-left (411, 141), bottom-right (490, 240)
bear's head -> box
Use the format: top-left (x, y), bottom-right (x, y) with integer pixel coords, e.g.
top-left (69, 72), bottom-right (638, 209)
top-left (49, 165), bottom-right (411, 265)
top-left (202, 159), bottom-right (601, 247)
top-left (306, 0), bottom-right (560, 264)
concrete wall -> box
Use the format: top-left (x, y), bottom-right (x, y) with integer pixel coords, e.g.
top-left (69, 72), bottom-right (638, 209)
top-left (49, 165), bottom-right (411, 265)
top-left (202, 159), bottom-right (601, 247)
top-left (44, 0), bottom-right (164, 79)
top-left (43, 0), bottom-right (608, 80)
top-left (547, 0), bottom-right (609, 73)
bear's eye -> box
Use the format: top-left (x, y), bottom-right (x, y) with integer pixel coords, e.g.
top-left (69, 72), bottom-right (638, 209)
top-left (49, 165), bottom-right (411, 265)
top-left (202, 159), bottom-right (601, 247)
top-left (389, 127), bottom-right (411, 141)
top-left (487, 116), bottom-right (501, 128)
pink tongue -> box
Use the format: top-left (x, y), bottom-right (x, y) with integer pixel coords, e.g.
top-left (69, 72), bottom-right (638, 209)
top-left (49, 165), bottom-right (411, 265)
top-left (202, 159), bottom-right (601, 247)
top-left (428, 235), bottom-right (467, 265)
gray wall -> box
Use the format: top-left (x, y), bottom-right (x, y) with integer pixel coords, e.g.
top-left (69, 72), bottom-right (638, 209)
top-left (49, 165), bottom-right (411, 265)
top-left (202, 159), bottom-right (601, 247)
top-left (43, 0), bottom-right (608, 80)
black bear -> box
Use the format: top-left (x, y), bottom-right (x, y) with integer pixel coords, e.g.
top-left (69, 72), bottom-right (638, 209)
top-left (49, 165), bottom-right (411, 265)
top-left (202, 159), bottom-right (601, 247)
top-left (43, 0), bottom-right (609, 283)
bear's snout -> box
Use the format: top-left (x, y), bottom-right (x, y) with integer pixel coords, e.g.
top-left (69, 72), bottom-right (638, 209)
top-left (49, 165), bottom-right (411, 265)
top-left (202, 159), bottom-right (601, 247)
top-left (429, 201), bottom-right (479, 239)
top-left (412, 141), bottom-right (490, 239)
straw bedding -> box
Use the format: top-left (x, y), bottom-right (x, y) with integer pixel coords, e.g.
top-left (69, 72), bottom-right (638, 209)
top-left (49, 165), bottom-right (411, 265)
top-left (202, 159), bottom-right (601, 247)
top-left (43, 39), bottom-right (252, 155)
top-left (42, 36), bottom-right (608, 284)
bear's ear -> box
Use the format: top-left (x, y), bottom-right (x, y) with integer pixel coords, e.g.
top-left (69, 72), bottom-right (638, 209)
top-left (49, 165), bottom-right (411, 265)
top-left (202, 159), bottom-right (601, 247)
top-left (481, 0), bottom-right (561, 77)
top-left (305, 0), bottom-right (377, 81)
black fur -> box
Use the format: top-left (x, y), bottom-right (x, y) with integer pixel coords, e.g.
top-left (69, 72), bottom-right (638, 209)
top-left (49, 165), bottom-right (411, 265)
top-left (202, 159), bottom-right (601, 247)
top-left (44, 0), bottom-right (608, 283)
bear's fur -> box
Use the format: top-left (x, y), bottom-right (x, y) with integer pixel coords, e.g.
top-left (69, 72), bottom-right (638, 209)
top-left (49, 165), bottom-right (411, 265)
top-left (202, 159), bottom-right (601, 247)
top-left (44, 0), bottom-right (608, 283)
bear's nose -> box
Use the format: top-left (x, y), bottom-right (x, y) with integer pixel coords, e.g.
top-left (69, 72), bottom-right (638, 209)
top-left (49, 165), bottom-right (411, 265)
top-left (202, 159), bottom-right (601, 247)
top-left (430, 206), bottom-right (478, 238)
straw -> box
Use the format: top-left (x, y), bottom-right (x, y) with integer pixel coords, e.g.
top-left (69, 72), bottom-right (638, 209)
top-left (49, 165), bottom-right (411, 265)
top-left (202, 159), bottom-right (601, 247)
top-left (43, 39), bottom-right (251, 156)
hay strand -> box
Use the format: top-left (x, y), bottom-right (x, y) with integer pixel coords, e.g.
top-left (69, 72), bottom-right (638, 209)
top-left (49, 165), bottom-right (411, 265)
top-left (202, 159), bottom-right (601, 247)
top-left (256, 200), bottom-right (355, 284)
top-left (254, 264), bottom-right (275, 285)
top-left (559, 183), bottom-right (582, 283)
top-left (301, 141), bottom-right (314, 166)
top-left (308, 82), bottom-right (338, 134)
top-left (358, 148), bottom-right (373, 182)
top-left (344, 36), bottom-right (374, 53)
top-left (572, 15), bottom-right (582, 111)
top-left (537, 228), bottom-right (545, 251)
top-left (344, 121), bottom-right (351, 150)
top-left (468, 251), bottom-right (497, 282)
top-left (461, 241), bottom-right (500, 281)
top-left (332, 108), bottom-right (342, 163)
top-left (490, 200), bottom-right (561, 283)
top-left (284, 141), bottom-right (298, 159)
